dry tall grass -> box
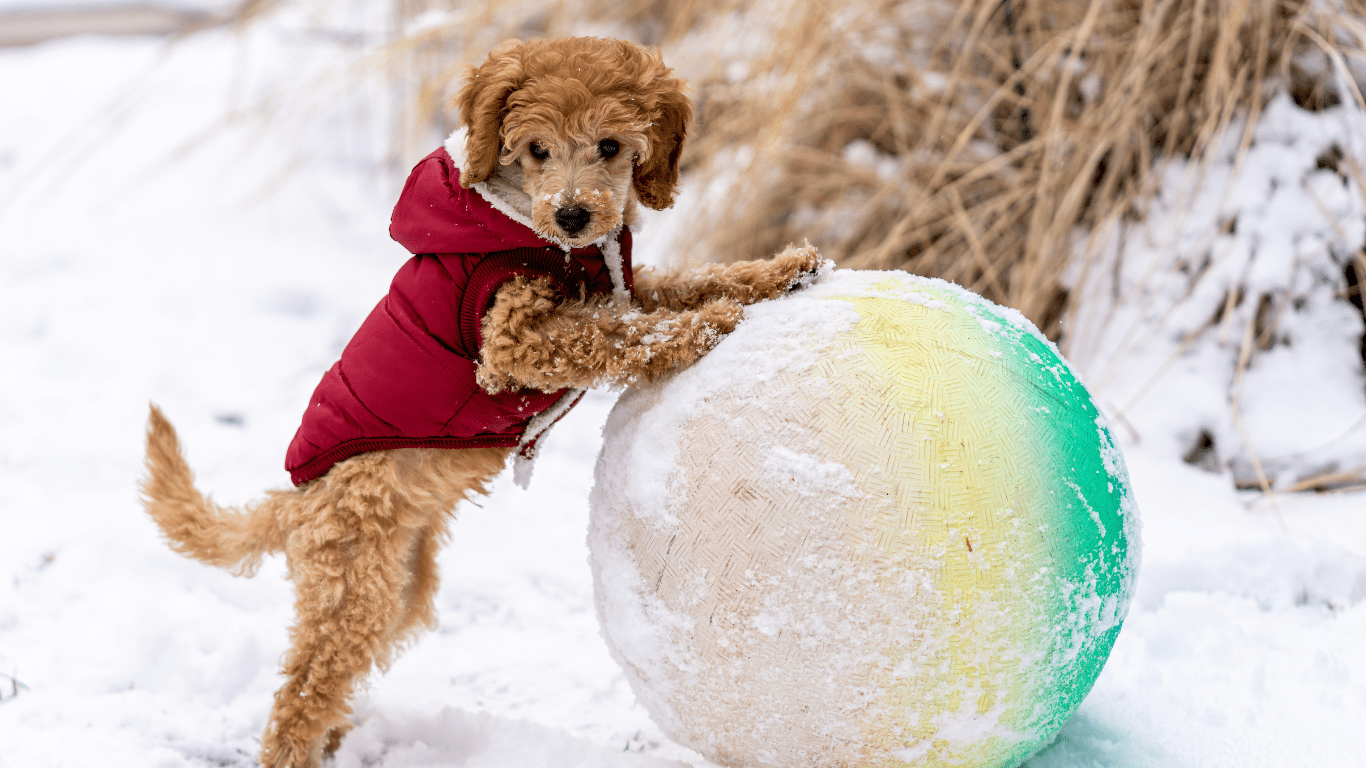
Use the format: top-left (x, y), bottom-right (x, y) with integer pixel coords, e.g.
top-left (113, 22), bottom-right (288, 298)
top-left (679, 0), bottom-right (1366, 340)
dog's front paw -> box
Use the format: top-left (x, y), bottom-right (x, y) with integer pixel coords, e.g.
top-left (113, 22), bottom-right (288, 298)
top-left (475, 363), bottom-right (513, 394)
top-left (772, 242), bottom-right (829, 292)
top-left (698, 297), bottom-right (744, 342)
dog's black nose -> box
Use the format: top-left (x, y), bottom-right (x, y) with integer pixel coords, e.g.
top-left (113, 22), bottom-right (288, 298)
top-left (555, 205), bottom-right (591, 235)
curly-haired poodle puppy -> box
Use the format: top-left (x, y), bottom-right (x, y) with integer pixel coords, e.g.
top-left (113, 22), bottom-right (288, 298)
top-left (141, 36), bottom-right (822, 768)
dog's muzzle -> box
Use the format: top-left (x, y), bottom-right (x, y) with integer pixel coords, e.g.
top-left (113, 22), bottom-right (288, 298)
top-left (554, 205), bottom-right (591, 236)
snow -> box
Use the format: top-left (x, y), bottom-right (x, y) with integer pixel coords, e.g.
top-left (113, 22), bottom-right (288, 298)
top-left (0, 14), bottom-right (1364, 768)
top-left (1066, 90), bottom-right (1366, 489)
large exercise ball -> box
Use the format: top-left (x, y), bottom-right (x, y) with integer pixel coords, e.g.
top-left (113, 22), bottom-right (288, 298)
top-left (589, 268), bottom-right (1140, 768)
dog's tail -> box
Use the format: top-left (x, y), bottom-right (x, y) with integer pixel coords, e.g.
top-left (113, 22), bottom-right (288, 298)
top-left (140, 404), bottom-right (289, 575)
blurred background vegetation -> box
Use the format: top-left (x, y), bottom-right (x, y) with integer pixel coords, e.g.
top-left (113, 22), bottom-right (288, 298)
top-left (349, 0), bottom-right (1366, 343)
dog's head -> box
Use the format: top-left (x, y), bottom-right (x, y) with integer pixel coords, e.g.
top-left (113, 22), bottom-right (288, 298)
top-left (455, 37), bottom-right (691, 246)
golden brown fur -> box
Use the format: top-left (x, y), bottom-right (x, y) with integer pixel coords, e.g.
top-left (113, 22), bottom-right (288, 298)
top-left (140, 36), bottom-right (821, 768)
top-left (456, 36), bottom-right (690, 244)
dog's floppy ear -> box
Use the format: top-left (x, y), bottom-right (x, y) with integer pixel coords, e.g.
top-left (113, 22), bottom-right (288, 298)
top-left (454, 40), bottom-right (527, 187)
top-left (634, 75), bottom-right (692, 210)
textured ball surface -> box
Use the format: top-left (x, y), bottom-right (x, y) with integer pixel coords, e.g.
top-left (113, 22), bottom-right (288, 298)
top-left (589, 269), bottom-right (1140, 768)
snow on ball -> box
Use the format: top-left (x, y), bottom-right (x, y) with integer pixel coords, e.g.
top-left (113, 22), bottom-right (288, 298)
top-left (588, 268), bottom-right (1141, 768)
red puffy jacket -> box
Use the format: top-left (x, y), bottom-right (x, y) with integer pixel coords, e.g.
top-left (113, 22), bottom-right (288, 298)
top-left (284, 147), bottom-right (633, 486)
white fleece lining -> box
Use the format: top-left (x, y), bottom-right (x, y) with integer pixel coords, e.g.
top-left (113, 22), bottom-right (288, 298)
top-left (600, 233), bottom-right (629, 303)
top-left (513, 387), bottom-right (584, 489)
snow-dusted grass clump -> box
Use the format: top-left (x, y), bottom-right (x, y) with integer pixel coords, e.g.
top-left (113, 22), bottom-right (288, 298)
top-left (1071, 92), bottom-right (1366, 492)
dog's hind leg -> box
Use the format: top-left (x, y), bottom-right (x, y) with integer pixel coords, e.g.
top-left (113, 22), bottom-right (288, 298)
top-left (312, 505), bottom-right (437, 762)
top-left (269, 446), bottom-right (510, 766)
top-left (257, 455), bottom-right (420, 768)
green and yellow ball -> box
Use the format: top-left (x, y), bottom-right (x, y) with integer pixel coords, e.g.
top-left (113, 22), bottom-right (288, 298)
top-left (589, 268), bottom-right (1140, 768)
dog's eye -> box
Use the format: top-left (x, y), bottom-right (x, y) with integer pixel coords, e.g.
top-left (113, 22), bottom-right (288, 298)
top-left (529, 142), bottom-right (549, 161)
top-left (597, 139), bottom-right (621, 160)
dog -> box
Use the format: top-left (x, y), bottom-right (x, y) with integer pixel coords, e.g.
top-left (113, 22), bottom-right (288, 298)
top-left (140, 36), bottom-right (822, 768)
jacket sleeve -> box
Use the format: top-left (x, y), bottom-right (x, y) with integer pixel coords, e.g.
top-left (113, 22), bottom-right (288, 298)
top-left (458, 249), bottom-right (577, 357)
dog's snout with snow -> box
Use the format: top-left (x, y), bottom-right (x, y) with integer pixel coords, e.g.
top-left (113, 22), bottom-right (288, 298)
top-left (554, 204), bottom-right (591, 236)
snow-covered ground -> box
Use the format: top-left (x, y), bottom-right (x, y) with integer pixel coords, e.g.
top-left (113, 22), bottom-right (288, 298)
top-left (1, 20), bottom-right (1363, 768)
